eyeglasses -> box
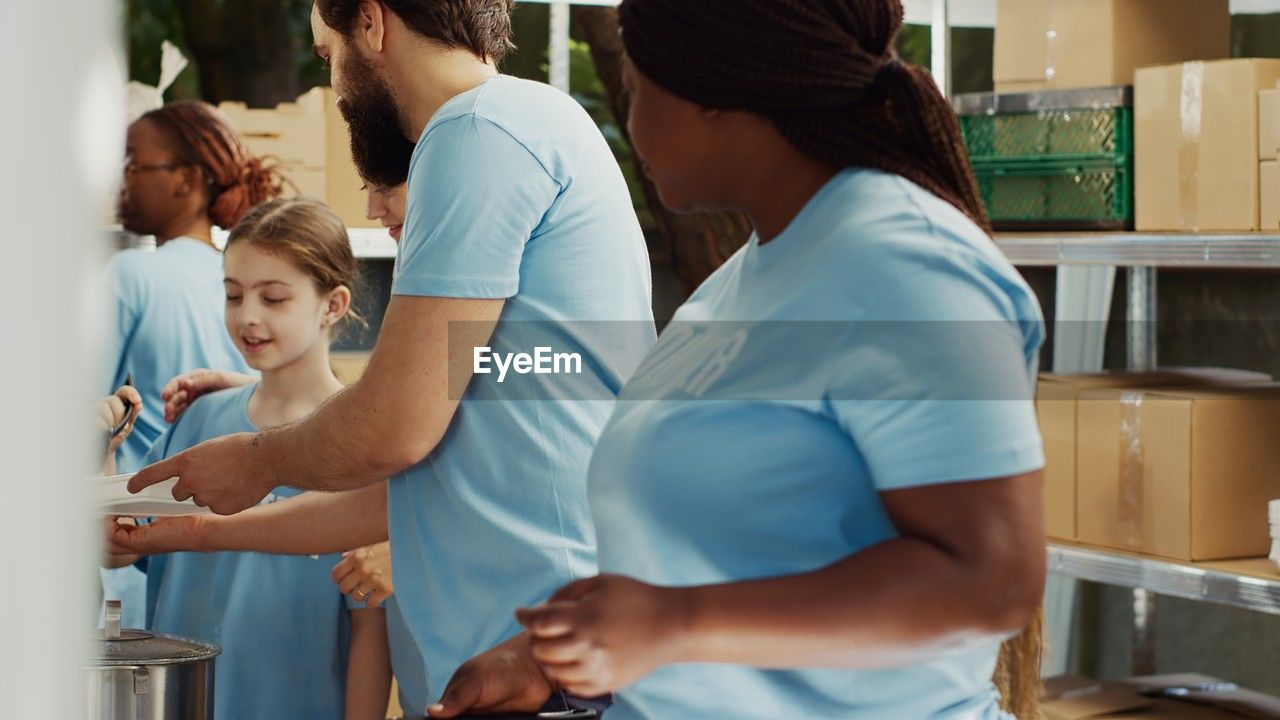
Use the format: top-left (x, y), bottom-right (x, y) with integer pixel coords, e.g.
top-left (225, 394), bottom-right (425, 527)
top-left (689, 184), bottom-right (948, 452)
top-left (122, 161), bottom-right (183, 180)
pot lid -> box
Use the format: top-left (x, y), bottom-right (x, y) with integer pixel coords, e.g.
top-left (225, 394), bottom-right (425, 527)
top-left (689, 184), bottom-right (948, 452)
top-left (90, 628), bottom-right (221, 666)
top-left (90, 601), bottom-right (219, 666)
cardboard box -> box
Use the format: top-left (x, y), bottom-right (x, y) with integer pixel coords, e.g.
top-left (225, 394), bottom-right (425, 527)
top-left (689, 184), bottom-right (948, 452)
top-left (331, 351), bottom-right (371, 386)
top-left (219, 88), bottom-right (377, 229)
top-left (1037, 369), bottom-right (1270, 541)
top-left (316, 88), bottom-right (375, 230)
top-left (1135, 60), bottom-right (1280, 231)
top-left (277, 165), bottom-right (327, 202)
top-left (1263, 161), bottom-right (1280, 231)
top-left (1043, 673), bottom-right (1280, 720)
top-left (1077, 384), bottom-right (1280, 561)
top-left (993, 0), bottom-right (1229, 93)
top-left (218, 96), bottom-right (326, 169)
top-left (1260, 86), bottom-right (1279, 161)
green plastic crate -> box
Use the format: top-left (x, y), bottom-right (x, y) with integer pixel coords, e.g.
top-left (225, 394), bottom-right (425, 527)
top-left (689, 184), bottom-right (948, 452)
top-left (956, 87), bottom-right (1134, 229)
top-left (954, 86), bottom-right (1132, 165)
top-left (959, 107), bottom-right (1132, 164)
top-left (973, 160), bottom-right (1133, 231)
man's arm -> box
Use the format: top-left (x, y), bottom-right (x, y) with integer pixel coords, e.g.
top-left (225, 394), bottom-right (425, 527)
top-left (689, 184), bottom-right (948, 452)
top-left (128, 295), bottom-right (502, 513)
top-left (110, 481), bottom-right (389, 556)
top-left (265, 294), bottom-right (503, 488)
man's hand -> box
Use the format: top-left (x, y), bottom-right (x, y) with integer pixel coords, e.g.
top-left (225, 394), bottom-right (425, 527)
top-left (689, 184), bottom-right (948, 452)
top-left (128, 432), bottom-right (276, 515)
top-left (427, 633), bottom-right (555, 718)
top-left (162, 369), bottom-right (255, 423)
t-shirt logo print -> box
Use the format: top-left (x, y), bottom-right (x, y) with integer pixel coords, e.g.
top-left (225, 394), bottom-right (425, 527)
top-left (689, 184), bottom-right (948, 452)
top-left (639, 324), bottom-right (749, 398)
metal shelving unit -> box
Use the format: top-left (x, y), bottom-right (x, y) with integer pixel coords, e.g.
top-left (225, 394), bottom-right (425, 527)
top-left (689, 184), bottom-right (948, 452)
top-left (1048, 544), bottom-right (1280, 616)
top-left (995, 232), bottom-right (1280, 268)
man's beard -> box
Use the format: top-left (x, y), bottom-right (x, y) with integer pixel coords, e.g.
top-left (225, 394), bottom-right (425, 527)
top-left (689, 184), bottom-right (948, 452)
top-left (335, 50), bottom-right (416, 189)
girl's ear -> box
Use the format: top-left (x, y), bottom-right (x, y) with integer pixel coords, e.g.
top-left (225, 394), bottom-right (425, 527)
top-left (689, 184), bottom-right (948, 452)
top-left (323, 285), bottom-right (352, 328)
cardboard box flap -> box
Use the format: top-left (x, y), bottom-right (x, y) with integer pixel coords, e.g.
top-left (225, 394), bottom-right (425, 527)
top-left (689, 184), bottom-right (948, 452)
top-left (1038, 368), bottom-right (1272, 395)
top-left (1043, 685), bottom-right (1156, 719)
top-left (1119, 675), bottom-right (1280, 720)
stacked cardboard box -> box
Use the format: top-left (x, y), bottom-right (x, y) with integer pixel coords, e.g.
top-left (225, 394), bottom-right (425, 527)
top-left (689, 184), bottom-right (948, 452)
top-left (1036, 369), bottom-right (1269, 544)
top-left (330, 351), bottom-right (372, 386)
top-left (219, 88), bottom-right (375, 229)
top-left (1077, 384), bottom-right (1280, 561)
top-left (1135, 60), bottom-right (1280, 231)
top-left (993, 0), bottom-right (1229, 93)
top-left (1262, 82), bottom-right (1280, 231)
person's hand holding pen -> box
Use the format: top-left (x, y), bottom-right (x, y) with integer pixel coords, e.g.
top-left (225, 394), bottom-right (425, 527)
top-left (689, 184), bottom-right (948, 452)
top-left (98, 375), bottom-right (141, 475)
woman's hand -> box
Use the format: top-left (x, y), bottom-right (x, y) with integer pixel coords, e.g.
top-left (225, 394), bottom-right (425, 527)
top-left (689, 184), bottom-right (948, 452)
top-left (99, 385), bottom-right (143, 454)
top-left (333, 541), bottom-right (393, 608)
top-left (162, 369), bottom-right (255, 423)
top-left (515, 575), bottom-right (692, 698)
top-left (427, 633), bottom-right (556, 717)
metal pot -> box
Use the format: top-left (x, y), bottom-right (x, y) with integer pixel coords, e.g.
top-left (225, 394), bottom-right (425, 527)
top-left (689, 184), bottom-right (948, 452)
top-left (87, 601), bottom-right (219, 720)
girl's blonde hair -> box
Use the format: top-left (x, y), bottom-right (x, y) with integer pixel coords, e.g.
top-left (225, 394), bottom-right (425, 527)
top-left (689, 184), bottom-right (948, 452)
top-left (226, 198), bottom-right (366, 334)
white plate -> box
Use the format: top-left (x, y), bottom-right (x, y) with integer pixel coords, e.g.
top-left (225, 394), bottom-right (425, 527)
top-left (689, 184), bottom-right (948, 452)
top-left (92, 474), bottom-right (210, 517)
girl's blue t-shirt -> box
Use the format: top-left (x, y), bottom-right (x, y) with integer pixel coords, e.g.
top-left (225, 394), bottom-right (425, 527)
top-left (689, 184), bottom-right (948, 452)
top-left (142, 383), bottom-right (358, 720)
top-left (589, 168), bottom-right (1046, 720)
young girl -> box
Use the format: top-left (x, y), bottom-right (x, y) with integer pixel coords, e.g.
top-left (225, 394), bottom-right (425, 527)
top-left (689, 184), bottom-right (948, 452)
top-left (131, 198), bottom-right (391, 719)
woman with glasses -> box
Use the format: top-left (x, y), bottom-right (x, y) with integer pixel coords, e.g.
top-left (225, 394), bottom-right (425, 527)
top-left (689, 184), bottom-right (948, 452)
top-left (103, 101), bottom-right (281, 626)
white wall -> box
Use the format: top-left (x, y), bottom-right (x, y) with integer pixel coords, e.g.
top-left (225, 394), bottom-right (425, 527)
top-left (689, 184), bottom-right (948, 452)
top-left (0, 0), bottom-right (123, 715)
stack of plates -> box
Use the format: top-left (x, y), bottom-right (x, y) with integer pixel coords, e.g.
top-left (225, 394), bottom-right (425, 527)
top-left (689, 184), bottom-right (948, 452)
top-left (91, 473), bottom-right (210, 517)
top-left (1270, 499), bottom-right (1280, 572)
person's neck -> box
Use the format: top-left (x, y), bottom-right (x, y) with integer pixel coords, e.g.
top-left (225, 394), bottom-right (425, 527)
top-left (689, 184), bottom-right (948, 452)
top-left (249, 343), bottom-right (344, 428)
top-left (155, 214), bottom-right (214, 248)
top-left (393, 48), bottom-right (498, 140)
top-left (736, 148), bottom-right (840, 245)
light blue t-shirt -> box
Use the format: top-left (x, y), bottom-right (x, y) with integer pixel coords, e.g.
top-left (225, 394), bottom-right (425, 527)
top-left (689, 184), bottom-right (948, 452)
top-left (388, 75), bottom-right (656, 699)
top-left (103, 237), bottom-right (251, 629)
top-left (386, 596), bottom-right (430, 714)
top-left (589, 168), bottom-right (1045, 720)
top-left (142, 384), bottom-right (359, 720)
top-left (105, 238), bottom-right (251, 472)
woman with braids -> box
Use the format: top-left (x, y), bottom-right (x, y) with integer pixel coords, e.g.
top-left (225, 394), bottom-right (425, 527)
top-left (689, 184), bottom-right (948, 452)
top-left (430, 0), bottom-right (1046, 718)
top-left (102, 101), bottom-right (280, 626)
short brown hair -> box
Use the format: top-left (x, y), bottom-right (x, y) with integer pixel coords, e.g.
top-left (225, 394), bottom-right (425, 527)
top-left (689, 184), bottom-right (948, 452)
top-left (316, 0), bottom-right (515, 63)
top-left (227, 198), bottom-right (367, 334)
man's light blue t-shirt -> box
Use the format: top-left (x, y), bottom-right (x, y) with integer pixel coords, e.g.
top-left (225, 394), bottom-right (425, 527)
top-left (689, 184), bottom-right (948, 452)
top-left (589, 168), bottom-right (1045, 720)
top-left (389, 75), bottom-right (656, 699)
top-left (142, 384), bottom-right (359, 720)
top-left (105, 238), bottom-right (250, 472)
top-left (103, 237), bottom-right (250, 628)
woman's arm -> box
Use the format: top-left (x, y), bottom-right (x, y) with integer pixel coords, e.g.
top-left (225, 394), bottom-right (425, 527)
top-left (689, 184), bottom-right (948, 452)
top-left (108, 480), bottom-right (388, 557)
top-left (346, 608), bottom-right (393, 720)
top-left (516, 472), bottom-right (1045, 697)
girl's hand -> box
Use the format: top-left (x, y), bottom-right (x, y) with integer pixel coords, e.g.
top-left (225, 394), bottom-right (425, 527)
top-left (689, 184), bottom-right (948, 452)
top-left (99, 385), bottom-right (143, 454)
top-left (515, 574), bottom-right (693, 697)
top-left (108, 513), bottom-right (216, 557)
top-left (161, 369), bottom-right (255, 423)
top-left (102, 516), bottom-right (140, 568)
top-left (333, 541), bottom-right (393, 608)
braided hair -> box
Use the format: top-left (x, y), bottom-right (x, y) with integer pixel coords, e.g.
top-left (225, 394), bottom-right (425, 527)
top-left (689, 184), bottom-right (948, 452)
top-left (618, 0), bottom-right (991, 234)
top-left (140, 102), bottom-right (285, 229)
